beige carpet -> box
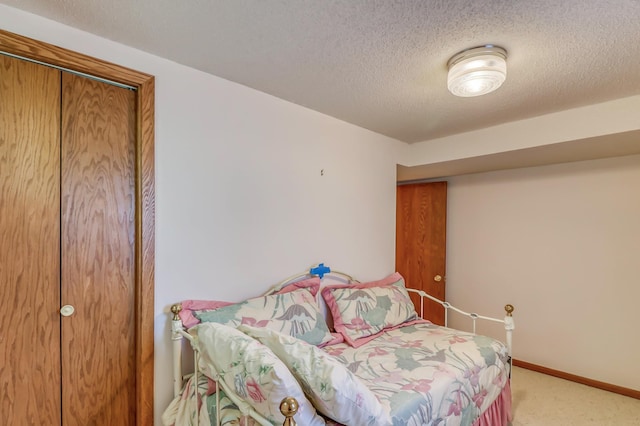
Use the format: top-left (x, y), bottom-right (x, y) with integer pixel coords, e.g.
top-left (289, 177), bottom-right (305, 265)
top-left (510, 366), bottom-right (640, 425)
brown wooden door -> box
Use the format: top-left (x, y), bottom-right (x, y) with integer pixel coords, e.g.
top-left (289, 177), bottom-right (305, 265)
top-left (60, 73), bottom-right (137, 425)
top-left (1, 55), bottom-right (137, 425)
top-left (395, 182), bottom-right (447, 325)
top-left (0, 54), bottom-right (62, 425)
top-left (1, 30), bottom-right (155, 425)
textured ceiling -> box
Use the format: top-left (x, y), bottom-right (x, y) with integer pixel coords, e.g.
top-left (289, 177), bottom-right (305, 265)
top-left (3, 0), bottom-right (640, 143)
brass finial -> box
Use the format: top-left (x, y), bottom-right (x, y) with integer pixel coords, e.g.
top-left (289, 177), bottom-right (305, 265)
top-left (280, 397), bottom-right (298, 426)
top-left (170, 304), bottom-right (183, 321)
top-left (504, 304), bottom-right (514, 317)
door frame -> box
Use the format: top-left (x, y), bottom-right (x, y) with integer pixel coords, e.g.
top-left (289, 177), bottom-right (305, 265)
top-left (0, 29), bottom-right (155, 425)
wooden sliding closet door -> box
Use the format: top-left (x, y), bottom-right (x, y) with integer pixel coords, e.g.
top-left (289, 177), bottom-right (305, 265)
top-left (0, 56), bottom-right (62, 423)
top-left (1, 28), bottom-right (155, 425)
top-left (60, 73), bottom-right (137, 425)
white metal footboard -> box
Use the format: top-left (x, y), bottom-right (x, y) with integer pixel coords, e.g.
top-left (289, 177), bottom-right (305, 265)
top-left (406, 288), bottom-right (515, 363)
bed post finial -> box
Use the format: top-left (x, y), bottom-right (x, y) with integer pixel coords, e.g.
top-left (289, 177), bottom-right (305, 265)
top-left (503, 304), bottom-right (515, 369)
top-left (170, 304), bottom-right (182, 321)
top-left (280, 397), bottom-right (298, 426)
top-left (504, 304), bottom-right (514, 317)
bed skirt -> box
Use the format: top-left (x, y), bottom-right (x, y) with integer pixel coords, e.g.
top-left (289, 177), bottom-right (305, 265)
top-left (473, 380), bottom-right (512, 426)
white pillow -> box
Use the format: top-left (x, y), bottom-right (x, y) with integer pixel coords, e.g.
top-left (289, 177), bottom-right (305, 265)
top-left (193, 322), bottom-right (325, 426)
top-left (239, 325), bottom-right (390, 425)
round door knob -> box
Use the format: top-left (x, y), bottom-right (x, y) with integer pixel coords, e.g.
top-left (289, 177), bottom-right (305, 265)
top-left (434, 275), bottom-right (443, 282)
top-left (60, 305), bottom-right (75, 317)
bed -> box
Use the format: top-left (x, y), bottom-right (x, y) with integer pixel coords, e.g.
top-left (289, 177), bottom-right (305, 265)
top-left (162, 264), bottom-right (515, 426)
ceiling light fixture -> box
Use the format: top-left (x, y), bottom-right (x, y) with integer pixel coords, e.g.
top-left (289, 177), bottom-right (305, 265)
top-left (447, 45), bottom-right (507, 97)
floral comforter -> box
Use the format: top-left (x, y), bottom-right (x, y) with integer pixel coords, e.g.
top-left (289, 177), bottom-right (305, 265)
top-left (324, 322), bottom-right (511, 425)
top-left (163, 322), bottom-right (510, 426)
top-left (162, 373), bottom-right (260, 426)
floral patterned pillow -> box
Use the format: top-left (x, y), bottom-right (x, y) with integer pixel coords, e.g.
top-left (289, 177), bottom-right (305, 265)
top-left (239, 325), bottom-right (389, 425)
top-left (180, 277), bottom-right (321, 328)
top-left (193, 287), bottom-right (333, 346)
top-left (193, 322), bottom-right (326, 426)
top-left (321, 272), bottom-right (418, 347)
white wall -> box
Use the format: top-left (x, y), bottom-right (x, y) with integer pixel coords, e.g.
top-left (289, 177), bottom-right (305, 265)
top-left (0, 5), bottom-right (406, 424)
top-left (401, 95), bottom-right (640, 167)
top-left (445, 154), bottom-right (640, 391)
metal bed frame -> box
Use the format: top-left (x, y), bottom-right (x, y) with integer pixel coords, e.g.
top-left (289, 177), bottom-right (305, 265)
top-left (169, 264), bottom-right (515, 426)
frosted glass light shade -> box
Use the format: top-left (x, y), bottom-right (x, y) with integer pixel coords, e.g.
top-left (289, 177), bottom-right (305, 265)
top-left (447, 46), bottom-right (507, 97)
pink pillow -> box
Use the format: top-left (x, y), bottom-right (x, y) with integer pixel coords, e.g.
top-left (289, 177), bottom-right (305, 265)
top-left (178, 277), bottom-right (321, 328)
top-left (321, 272), bottom-right (422, 347)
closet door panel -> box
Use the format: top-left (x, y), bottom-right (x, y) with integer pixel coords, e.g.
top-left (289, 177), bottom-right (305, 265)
top-left (0, 55), bottom-right (62, 424)
top-left (60, 73), bottom-right (136, 425)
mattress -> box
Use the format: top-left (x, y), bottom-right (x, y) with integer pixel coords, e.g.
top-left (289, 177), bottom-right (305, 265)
top-left (323, 322), bottom-right (511, 425)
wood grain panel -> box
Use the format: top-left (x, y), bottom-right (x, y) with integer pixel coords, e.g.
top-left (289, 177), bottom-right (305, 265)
top-left (1, 29), bottom-right (155, 424)
top-left (396, 182), bottom-right (447, 325)
top-left (61, 73), bottom-right (137, 425)
top-left (0, 55), bottom-right (61, 424)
